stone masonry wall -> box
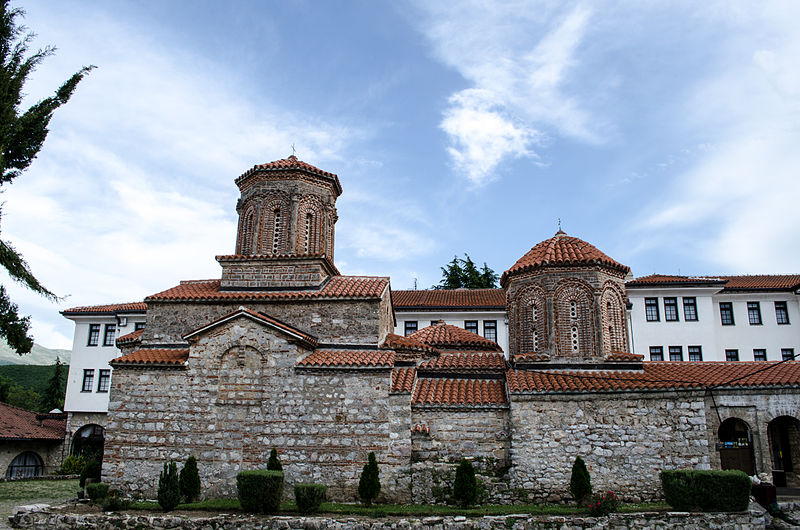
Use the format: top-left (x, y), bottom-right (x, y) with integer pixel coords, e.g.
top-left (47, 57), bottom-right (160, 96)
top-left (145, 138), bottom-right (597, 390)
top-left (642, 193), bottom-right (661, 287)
top-left (64, 411), bottom-right (108, 457)
top-left (509, 390), bottom-right (710, 503)
top-left (0, 440), bottom-right (63, 477)
top-left (219, 257), bottom-right (332, 289)
top-left (104, 315), bottom-right (407, 502)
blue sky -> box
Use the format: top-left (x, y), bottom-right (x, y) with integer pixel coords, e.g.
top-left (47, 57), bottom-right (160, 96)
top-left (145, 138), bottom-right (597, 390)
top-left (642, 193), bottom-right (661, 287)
top-left (4, 0), bottom-right (800, 349)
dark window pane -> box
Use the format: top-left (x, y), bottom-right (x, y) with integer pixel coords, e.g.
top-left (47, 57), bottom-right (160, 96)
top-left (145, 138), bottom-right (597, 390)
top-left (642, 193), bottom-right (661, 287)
top-left (97, 369), bottom-right (111, 393)
top-left (747, 302), bottom-right (762, 325)
top-left (103, 324), bottom-right (116, 346)
top-left (82, 369), bottom-right (95, 392)
top-left (669, 346), bottom-right (683, 361)
top-left (404, 321), bottom-right (418, 336)
top-left (776, 302), bottom-right (790, 325)
top-left (782, 349), bottom-right (795, 361)
top-left (664, 298), bottom-right (679, 321)
top-left (483, 321), bottom-right (497, 342)
top-left (725, 349), bottom-right (739, 362)
top-left (720, 303), bottom-right (735, 325)
top-left (645, 298), bottom-right (659, 321)
top-left (649, 346), bottom-right (663, 361)
top-left (465, 320), bottom-right (478, 334)
top-left (688, 346), bottom-right (702, 362)
top-left (87, 324), bottom-right (100, 346)
top-left (753, 349), bottom-right (767, 361)
top-left (683, 297), bottom-right (698, 321)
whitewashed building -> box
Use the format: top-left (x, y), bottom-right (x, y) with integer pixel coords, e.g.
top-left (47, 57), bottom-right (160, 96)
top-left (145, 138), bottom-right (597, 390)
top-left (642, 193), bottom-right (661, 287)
top-left (59, 303), bottom-right (147, 455)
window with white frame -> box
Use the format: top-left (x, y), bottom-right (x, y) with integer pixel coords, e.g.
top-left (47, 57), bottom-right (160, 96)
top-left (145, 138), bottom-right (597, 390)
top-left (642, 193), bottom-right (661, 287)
top-left (726, 349), bottom-right (739, 362)
top-left (103, 324), bottom-right (116, 346)
top-left (776, 301), bottom-right (790, 325)
top-left (688, 345), bottom-right (702, 362)
top-left (782, 348), bottom-right (795, 361)
top-left (645, 298), bottom-right (659, 321)
top-left (483, 320), bottom-right (497, 342)
top-left (664, 297), bottom-right (679, 321)
top-left (753, 348), bottom-right (767, 361)
top-left (404, 321), bottom-right (418, 336)
top-left (87, 324), bottom-right (100, 346)
top-left (669, 346), bottom-right (683, 361)
top-left (97, 369), bottom-right (111, 392)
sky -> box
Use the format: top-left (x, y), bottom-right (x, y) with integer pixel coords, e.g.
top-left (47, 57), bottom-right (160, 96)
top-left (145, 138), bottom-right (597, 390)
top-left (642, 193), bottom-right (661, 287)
top-left (3, 0), bottom-right (800, 350)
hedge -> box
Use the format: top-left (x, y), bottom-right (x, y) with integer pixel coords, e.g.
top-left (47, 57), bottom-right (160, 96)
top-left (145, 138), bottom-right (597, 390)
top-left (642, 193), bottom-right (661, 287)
top-left (236, 470), bottom-right (284, 513)
top-left (85, 482), bottom-right (109, 502)
top-left (661, 469), bottom-right (750, 512)
top-left (294, 483), bottom-right (327, 513)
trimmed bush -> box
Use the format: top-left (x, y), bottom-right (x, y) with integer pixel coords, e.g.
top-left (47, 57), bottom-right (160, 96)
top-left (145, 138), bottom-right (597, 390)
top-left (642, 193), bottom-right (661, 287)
top-left (569, 456), bottom-right (592, 505)
top-left (157, 460), bottom-right (181, 512)
top-left (267, 448), bottom-right (283, 471)
top-left (294, 483), bottom-right (327, 513)
top-left (101, 489), bottom-right (130, 512)
top-left (59, 455), bottom-right (86, 475)
top-left (453, 458), bottom-right (478, 507)
top-left (236, 470), bottom-right (284, 514)
top-left (587, 491), bottom-right (620, 516)
top-left (179, 456), bottom-right (201, 502)
top-left (358, 452), bottom-right (380, 506)
top-left (661, 469), bottom-right (751, 512)
top-left (85, 482), bottom-right (109, 502)
top-left (79, 459), bottom-right (101, 488)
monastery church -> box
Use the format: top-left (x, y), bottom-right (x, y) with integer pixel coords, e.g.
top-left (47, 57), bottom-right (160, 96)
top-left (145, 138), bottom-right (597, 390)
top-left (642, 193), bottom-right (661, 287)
top-left (104, 156), bottom-right (800, 503)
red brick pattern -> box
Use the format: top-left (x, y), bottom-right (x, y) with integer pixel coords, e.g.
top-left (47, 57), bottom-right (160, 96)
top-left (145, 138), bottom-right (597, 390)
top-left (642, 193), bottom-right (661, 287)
top-left (411, 423), bottom-right (430, 435)
top-left (408, 321), bottom-right (502, 352)
top-left (392, 289), bottom-right (505, 309)
top-left (111, 349), bottom-right (189, 366)
top-left (413, 378), bottom-right (507, 406)
top-left (62, 302), bottom-right (147, 314)
top-left (507, 361), bottom-right (800, 393)
top-left (297, 349), bottom-right (394, 367)
top-left (391, 367), bottom-right (416, 393)
top-left (600, 282), bottom-right (627, 355)
top-left (554, 281), bottom-right (596, 358)
top-left (0, 403), bottom-right (65, 440)
top-left (419, 353), bottom-right (506, 372)
top-left (116, 328), bottom-right (144, 346)
top-left (512, 284), bottom-right (547, 355)
top-left (146, 276), bottom-right (389, 301)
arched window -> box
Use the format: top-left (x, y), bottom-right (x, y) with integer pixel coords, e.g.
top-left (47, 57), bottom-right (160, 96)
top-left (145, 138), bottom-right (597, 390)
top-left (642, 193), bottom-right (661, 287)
top-left (601, 283), bottom-right (627, 355)
top-left (555, 281), bottom-right (596, 358)
top-left (304, 213), bottom-right (314, 253)
top-left (515, 285), bottom-right (547, 354)
top-left (5, 452), bottom-right (43, 479)
top-left (72, 424), bottom-right (105, 457)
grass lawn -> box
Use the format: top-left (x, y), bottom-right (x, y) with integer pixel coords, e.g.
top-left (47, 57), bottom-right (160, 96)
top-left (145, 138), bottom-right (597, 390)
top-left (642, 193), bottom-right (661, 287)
top-left (0, 479), bottom-right (78, 519)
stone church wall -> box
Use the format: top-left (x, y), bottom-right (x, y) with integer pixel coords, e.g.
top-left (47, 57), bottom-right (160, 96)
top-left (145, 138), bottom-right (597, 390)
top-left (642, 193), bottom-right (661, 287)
top-left (509, 390), bottom-right (710, 503)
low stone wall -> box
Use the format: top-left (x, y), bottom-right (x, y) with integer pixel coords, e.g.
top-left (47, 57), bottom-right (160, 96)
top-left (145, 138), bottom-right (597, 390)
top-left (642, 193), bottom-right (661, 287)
top-left (9, 509), bottom-right (770, 529)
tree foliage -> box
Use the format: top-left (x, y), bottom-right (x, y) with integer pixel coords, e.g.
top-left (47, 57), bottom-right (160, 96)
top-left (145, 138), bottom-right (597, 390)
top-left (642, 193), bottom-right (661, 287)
top-left (39, 355), bottom-right (64, 411)
top-left (179, 455), bottom-right (201, 502)
top-left (267, 447), bottom-right (283, 471)
top-left (569, 456), bottom-right (592, 505)
top-left (0, 1), bottom-right (93, 353)
top-left (358, 451), bottom-right (380, 506)
top-left (453, 458), bottom-right (478, 507)
top-left (157, 460), bottom-right (181, 511)
top-left (434, 254), bottom-right (498, 289)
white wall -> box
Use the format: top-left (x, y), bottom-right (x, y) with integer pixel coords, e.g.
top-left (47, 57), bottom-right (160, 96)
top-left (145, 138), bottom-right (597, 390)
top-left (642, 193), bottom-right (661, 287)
top-left (394, 310), bottom-right (509, 356)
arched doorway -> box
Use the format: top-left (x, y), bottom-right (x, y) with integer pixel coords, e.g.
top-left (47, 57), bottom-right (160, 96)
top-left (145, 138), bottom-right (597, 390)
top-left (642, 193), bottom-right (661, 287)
top-left (718, 418), bottom-right (755, 475)
top-left (71, 424), bottom-right (105, 460)
top-left (768, 416), bottom-right (800, 487)
top-left (5, 452), bottom-right (43, 479)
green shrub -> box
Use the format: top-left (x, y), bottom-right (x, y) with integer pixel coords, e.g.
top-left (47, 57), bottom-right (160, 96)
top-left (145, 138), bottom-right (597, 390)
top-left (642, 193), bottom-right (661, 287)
top-left (86, 482), bottom-right (110, 502)
top-left (587, 491), bottom-right (620, 516)
top-left (569, 456), bottom-right (592, 505)
top-left (179, 456), bottom-right (201, 502)
top-left (79, 459), bottom-right (101, 488)
top-left (101, 489), bottom-right (131, 512)
top-left (294, 483), bottom-right (327, 513)
top-left (157, 460), bottom-right (181, 512)
top-left (236, 470), bottom-right (284, 513)
top-left (267, 448), bottom-right (283, 471)
top-left (59, 455), bottom-right (86, 475)
top-left (661, 469), bottom-right (750, 512)
top-left (358, 452), bottom-right (381, 506)
top-left (453, 458), bottom-right (478, 507)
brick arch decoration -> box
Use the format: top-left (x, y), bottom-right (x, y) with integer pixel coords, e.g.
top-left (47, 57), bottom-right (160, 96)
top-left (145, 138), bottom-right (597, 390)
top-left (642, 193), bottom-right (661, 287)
top-left (600, 281), bottom-right (628, 355)
top-left (554, 280), bottom-right (596, 358)
top-left (295, 195), bottom-right (326, 254)
top-left (258, 194), bottom-right (291, 254)
top-left (325, 209), bottom-right (337, 258)
top-left (217, 345), bottom-right (265, 405)
top-left (511, 283), bottom-right (548, 355)
top-left (235, 202), bottom-right (261, 254)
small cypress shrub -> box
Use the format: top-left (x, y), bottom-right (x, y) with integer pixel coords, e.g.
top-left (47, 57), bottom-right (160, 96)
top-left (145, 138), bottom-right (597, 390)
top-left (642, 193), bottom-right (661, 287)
top-left (358, 452), bottom-right (381, 506)
top-left (85, 482), bottom-right (110, 503)
top-left (453, 458), bottom-right (478, 507)
top-left (237, 470), bottom-right (284, 513)
top-left (157, 460), bottom-right (181, 512)
top-left (267, 448), bottom-right (283, 471)
top-left (59, 455), bottom-right (86, 475)
top-left (79, 459), bottom-right (101, 488)
top-left (570, 456), bottom-right (592, 505)
top-left (179, 456), bottom-right (201, 502)
top-left (294, 483), bottom-right (327, 513)
top-left (101, 489), bottom-right (131, 512)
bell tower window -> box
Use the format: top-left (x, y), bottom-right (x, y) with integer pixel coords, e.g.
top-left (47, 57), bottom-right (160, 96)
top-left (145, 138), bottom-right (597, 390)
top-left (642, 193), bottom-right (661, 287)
top-left (272, 208), bottom-right (281, 254)
top-left (304, 213), bottom-right (313, 253)
top-left (571, 326), bottom-right (579, 352)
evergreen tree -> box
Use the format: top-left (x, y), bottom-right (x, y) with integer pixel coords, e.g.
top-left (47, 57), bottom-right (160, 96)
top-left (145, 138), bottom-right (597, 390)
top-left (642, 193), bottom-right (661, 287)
top-left (569, 456), bottom-right (592, 505)
top-left (461, 255), bottom-right (482, 288)
top-left (436, 256), bottom-right (465, 289)
top-left (39, 356), bottom-right (64, 411)
top-left (357, 452), bottom-right (380, 506)
top-left (434, 255), bottom-right (498, 289)
top-left (267, 447), bottom-right (283, 471)
top-left (157, 460), bottom-right (181, 511)
top-left (453, 458), bottom-right (478, 507)
top-left (0, 1), bottom-right (93, 353)
top-left (179, 456), bottom-right (201, 502)
top-left (479, 262), bottom-right (499, 288)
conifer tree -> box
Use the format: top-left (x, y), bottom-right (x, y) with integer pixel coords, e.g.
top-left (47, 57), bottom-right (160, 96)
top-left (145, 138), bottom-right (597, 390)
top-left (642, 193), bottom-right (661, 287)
top-left (179, 456), bottom-right (201, 502)
top-left (453, 458), bottom-right (478, 507)
top-left (157, 460), bottom-right (181, 511)
top-left (358, 452), bottom-right (380, 506)
top-left (39, 356), bottom-right (64, 412)
top-left (434, 255), bottom-right (498, 289)
top-left (267, 447), bottom-right (283, 471)
top-left (569, 456), bottom-right (592, 505)
top-left (0, 1), bottom-right (93, 353)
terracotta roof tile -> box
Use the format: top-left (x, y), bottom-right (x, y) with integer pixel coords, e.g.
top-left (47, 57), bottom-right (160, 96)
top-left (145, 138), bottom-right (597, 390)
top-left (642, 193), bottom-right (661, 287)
top-left (412, 423), bottom-right (430, 435)
top-left (183, 307), bottom-right (317, 348)
top-left (419, 353), bottom-right (506, 372)
top-left (392, 367), bottom-right (416, 393)
top-left (513, 353), bottom-right (551, 363)
top-left (392, 289), bottom-right (505, 309)
top-left (502, 231), bottom-right (629, 285)
top-left (413, 378), bottom-right (508, 407)
top-left (626, 274), bottom-right (726, 286)
top-left (408, 321), bottom-right (502, 352)
top-left (507, 361), bottom-right (800, 394)
top-left (381, 333), bottom-right (439, 354)
top-left (236, 156), bottom-right (342, 195)
top-left (297, 349), bottom-right (394, 368)
top-left (116, 328), bottom-right (144, 346)
top-left (605, 352), bottom-right (645, 362)
top-left (112, 348), bottom-right (189, 366)
top-left (146, 276), bottom-right (389, 302)
top-left (61, 302), bottom-right (147, 315)
top-left (0, 403), bottom-right (65, 441)
top-left (627, 274), bottom-right (800, 291)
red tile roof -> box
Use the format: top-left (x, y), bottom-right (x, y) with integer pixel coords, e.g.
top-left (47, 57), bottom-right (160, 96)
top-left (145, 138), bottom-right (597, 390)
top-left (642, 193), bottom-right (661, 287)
top-left (627, 274), bottom-right (800, 291)
top-left (116, 328), bottom-right (144, 346)
top-left (502, 231), bottom-right (629, 285)
top-left (61, 302), bottom-right (147, 315)
top-left (111, 349), bottom-right (189, 366)
top-left (605, 352), bottom-right (645, 362)
top-left (381, 333), bottom-right (439, 354)
top-left (183, 308), bottom-right (317, 348)
top-left (626, 274), bottom-right (725, 286)
top-left (413, 378), bottom-right (508, 407)
top-left (392, 289), bottom-right (505, 309)
top-left (146, 276), bottom-right (389, 302)
top-left (419, 353), bottom-right (506, 372)
top-left (236, 156), bottom-right (343, 196)
top-left (0, 403), bottom-right (65, 441)
top-left (392, 367), bottom-right (416, 393)
top-left (408, 321), bottom-right (502, 352)
top-left (297, 349), bottom-right (394, 368)
top-left (507, 361), bottom-right (800, 394)
top-left (513, 353), bottom-right (551, 363)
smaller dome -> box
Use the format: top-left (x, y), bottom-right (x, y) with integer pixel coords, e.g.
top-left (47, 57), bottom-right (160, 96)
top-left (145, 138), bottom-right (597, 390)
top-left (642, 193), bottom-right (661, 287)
top-left (408, 321), bottom-right (502, 352)
top-left (501, 231), bottom-right (629, 285)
